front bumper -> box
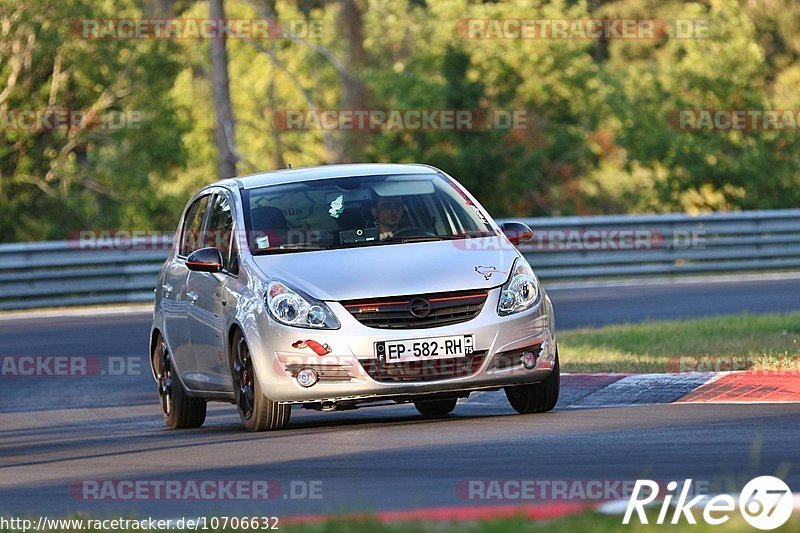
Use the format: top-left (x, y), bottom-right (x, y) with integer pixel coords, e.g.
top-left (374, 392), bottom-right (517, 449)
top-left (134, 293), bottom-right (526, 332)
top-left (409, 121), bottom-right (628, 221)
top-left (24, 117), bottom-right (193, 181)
top-left (247, 287), bottom-right (557, 403)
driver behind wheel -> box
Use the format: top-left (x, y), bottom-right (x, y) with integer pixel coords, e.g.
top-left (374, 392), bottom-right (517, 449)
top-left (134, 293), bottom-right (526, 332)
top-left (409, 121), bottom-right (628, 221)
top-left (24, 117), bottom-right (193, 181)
top-left (371, 196), bottom-right (406, 240)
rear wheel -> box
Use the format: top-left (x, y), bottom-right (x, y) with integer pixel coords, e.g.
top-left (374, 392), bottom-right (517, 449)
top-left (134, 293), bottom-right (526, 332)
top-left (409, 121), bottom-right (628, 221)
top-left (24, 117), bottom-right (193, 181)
top-left (152, 334), bottom-right (206, 429)
top-left (230, 329), bottom-right (290, 431)
top-left (413, 397), bottom-right (458, 418)
top-left (504, 349), bottom-right (560, 414)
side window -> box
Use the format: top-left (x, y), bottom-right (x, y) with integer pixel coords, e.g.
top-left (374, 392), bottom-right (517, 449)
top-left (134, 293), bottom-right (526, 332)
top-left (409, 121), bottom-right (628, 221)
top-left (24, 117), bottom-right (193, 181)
top-left (180, 195), bottom-right (211, 256)
top-left (207, 193), bottom-right (236, 273)
top-left (228, 232), bottom-right (240, 275)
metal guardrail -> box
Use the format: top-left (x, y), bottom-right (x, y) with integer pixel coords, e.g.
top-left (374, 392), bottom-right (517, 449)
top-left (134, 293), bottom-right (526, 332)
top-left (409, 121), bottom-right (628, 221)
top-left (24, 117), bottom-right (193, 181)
top-left (0, 238), bottom-right (172, 311)
top-left (0, 210), bottom-right (799, 310)
top-left (516, 209), bottom-right (800, 281)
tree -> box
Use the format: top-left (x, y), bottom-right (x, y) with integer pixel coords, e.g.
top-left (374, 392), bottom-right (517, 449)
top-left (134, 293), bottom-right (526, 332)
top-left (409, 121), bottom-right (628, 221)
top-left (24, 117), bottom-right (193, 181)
top-left (209, 0), bottom-right (238, 178)
top-left (0, 0), bottom-right (188, 241)
top-left (335, 0), bottom-right (369, 163)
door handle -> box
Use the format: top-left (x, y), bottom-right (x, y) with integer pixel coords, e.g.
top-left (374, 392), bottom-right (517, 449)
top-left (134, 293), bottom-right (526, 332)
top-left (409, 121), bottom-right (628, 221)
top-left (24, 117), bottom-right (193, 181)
top-left (186, 291), bottom-right (198, 304)
top-left (161, 284), bottom-right (173, 297)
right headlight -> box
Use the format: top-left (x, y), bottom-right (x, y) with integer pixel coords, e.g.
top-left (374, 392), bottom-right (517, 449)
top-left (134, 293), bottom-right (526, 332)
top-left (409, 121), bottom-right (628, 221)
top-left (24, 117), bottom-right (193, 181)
top-left (266, 280), bottom-right (340, 329)
top-left (497, 258), bottom-right (540, 316)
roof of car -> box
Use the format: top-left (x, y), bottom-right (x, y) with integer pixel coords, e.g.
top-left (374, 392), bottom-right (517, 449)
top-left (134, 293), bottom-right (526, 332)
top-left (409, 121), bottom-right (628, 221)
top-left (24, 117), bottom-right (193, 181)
top-left (222, 163), bottom-right (440, 190)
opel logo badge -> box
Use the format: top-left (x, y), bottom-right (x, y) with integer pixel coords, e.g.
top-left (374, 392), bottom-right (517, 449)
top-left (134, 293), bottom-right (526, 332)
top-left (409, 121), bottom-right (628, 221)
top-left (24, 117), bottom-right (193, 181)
top-left (409, 297), bottom-right (432, 318)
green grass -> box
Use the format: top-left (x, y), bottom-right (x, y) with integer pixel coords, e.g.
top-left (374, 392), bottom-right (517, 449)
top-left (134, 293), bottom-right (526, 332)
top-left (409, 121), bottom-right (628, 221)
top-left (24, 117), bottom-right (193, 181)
top-left (559, 312), bottom-right (800, 373)
top-left (289, 513), bottom-right (800, 532)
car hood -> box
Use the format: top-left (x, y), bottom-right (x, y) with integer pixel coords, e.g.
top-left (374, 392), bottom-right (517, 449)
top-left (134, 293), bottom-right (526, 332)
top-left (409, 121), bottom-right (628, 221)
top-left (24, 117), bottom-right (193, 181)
top-left (251, 237), bottom-right (520, 301)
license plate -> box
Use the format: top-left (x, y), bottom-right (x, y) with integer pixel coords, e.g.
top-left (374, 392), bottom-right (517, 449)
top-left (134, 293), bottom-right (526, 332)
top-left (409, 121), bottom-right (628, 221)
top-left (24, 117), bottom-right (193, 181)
top-left (376, 335), bottom-right (474, 364)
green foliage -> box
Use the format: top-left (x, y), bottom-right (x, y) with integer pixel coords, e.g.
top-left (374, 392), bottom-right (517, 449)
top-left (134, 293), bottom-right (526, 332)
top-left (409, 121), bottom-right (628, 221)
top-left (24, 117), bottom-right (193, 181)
top-left (2, 0), bottom-right (800, 241)
top-left (0, 0), bottom-right (188, 241)
top-left (592, 0), bottom-right (800, 213)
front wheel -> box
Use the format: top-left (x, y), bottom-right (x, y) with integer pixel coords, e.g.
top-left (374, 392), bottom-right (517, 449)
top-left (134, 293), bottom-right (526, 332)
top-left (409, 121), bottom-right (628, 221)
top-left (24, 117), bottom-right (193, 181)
top-left (152, 334), bottom-right (207, 429)
top-left (413, 397), bottom-right (458, 418)
top-left (230, 329), bottom-right (290, 432)
top-left (504, 349), bottom-right (560, 414)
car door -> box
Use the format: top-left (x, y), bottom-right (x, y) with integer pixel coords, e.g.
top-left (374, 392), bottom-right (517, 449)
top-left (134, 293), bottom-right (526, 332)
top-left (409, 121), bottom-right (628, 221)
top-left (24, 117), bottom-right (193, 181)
top-left (185, 190), bottom-right (237, 392)
top-left (164, 193), bottom-right (212, 383)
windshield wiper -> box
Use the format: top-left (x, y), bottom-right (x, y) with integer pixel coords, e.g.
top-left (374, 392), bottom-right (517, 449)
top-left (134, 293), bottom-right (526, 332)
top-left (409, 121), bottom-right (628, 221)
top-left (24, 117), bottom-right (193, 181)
top-left (379, 235), bottom-right (448, 244)
top-left (279, 243), bottom-right (328, 250)
top-left (252, 243), bottom-right (328, 255)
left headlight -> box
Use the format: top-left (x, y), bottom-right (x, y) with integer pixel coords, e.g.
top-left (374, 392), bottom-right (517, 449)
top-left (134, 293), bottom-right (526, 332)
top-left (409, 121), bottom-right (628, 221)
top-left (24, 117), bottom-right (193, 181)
top-left (266, 280), bottom-right (340, 329)
top-left (497, 258), bottom-right (540, 316)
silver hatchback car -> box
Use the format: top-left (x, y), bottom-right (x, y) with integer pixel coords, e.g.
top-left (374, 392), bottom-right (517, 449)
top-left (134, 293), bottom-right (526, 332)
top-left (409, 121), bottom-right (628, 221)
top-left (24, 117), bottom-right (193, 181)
top-left (150, 163), bottom-right (559, 431)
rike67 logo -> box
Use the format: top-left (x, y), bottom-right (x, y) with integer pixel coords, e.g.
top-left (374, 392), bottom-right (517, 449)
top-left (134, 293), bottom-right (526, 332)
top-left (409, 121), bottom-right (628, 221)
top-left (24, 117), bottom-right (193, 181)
top-left (624, 476), bottom-right (793, 530)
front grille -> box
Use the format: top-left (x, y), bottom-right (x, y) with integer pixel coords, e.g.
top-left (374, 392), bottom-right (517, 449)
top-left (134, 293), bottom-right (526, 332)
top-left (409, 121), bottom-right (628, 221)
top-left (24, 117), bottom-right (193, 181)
top-left (358, 352), bottom-right (487, 382)
top-left (343, 289), bottom-right (488, 329)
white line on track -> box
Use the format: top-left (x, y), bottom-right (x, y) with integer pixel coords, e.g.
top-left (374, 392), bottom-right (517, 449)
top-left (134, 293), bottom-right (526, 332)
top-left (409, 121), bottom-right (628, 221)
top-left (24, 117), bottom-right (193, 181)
top-left (0, 304), bottom-right (153, 322)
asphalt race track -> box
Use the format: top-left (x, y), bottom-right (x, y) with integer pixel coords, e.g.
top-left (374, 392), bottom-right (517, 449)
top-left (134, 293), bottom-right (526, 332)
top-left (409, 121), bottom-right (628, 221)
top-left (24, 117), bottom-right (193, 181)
top-left (1, 276), bottom-right (799, 519)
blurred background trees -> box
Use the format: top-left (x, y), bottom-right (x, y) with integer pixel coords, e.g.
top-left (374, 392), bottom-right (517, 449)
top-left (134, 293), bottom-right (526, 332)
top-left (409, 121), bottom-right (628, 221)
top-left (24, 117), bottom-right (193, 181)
top-left (2, 0), bottom-right (799, 241)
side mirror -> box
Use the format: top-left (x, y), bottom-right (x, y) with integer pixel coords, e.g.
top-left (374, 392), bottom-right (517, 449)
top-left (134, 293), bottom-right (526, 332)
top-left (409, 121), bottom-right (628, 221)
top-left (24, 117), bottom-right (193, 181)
top-left (499, 222), bottom-right (533, 245)
top-left (186, 247), bottom-right (223, 273)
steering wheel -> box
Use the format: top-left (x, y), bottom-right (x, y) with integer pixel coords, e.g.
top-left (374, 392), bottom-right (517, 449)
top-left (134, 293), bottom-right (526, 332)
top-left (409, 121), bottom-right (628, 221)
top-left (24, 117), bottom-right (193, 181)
top-left (392, 226), bottom-right (437, 238)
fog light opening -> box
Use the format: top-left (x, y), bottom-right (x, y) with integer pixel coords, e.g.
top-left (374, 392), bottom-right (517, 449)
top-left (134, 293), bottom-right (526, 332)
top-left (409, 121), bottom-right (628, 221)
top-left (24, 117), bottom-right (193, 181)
top-left (520, 351), bottom-right (537, 370)
top-left (296, 368), bottom-right (319, 387)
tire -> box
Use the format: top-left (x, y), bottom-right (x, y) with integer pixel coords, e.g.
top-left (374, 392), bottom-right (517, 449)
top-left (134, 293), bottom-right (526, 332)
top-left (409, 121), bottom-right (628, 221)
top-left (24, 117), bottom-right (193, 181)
top-left (413, 397), bottom-right (458, 417)
top-left (504, 349), bottom-right (560, 414)
top-left (152, 334), bottom-right (207, 429)
top-left (230, 329), bottom-right (290, 432)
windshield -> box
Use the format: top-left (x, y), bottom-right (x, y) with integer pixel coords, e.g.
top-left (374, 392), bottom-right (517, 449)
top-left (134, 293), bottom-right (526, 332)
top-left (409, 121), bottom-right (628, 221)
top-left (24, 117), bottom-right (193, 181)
top-left (241, 173), bottom-right (495, 254)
